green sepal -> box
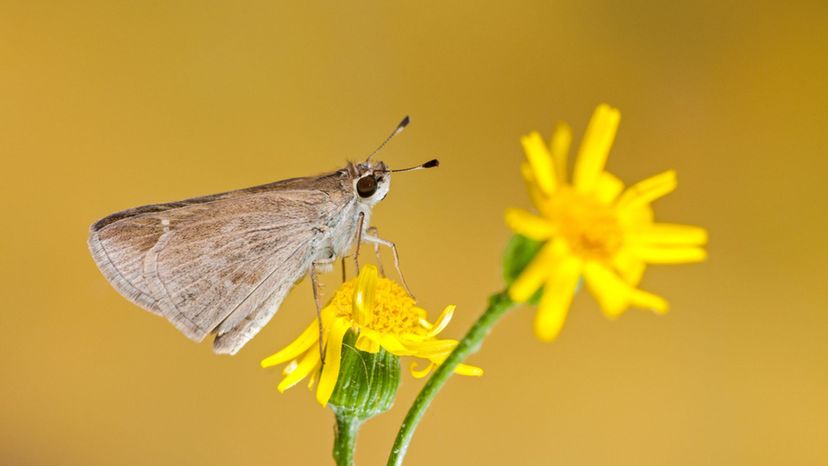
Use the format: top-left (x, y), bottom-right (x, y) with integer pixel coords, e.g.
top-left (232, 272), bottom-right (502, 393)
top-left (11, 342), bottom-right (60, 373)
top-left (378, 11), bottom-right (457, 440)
top-left (328, 330), bottom-right (400, 421)
top-left (502, 234), bottom-right (545, 305)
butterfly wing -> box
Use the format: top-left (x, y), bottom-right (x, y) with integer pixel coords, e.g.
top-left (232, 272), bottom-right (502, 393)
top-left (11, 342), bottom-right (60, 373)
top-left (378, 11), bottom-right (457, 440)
top-left (88, 171), bottom-right (353, 354)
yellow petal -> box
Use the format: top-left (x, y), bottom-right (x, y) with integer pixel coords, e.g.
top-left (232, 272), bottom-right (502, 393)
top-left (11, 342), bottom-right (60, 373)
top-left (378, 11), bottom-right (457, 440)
top-left (308, 369), bottom-right (318, 389)
top-left (504, 208), bottom-right (555, 241)
top-left (353, 265), bottom-right (378, 326)
top-left (315, 317), bottom-right (351, 406)
top-left (521, 131), bottom-right (558, 195)
top-left (550, 122), bottom-right (572, 184)
top-left (533, 256), bottom-right (582, 342)
top-left (594, 172), bottom-right (625, 205)
top-left (282, 359), bottom-right (299, 376)
top-left (629, 224), bottom-right (708, 246)
top-left (520, 161), bottom-right (535, 185)
top-left (426, 305), bottom-right (455, 337)
top-left (520, 162), bottom-right (547, 209)
top-left (619, 202), bottom-right (654, 227)
top-left (508, 241), bottom-right (562, 302)
top-left (629, 289), bottom-right (669, 314)
top-left (261, 318), bottom-right (320, 368)
top-left (617, 170), bottom-right (677, 211)
top-left (583, 262), bottom-right (631, 318)
top-left (584, 262), bottom-right (671, 317)
top-left (379, 334), bottom-right (411, 355)
top-left (613, 251), bottom-right (646, 286)
top-left (628, 245), bottom-right (707, 264)
top-left (405, 339), bottom-right (458, 358)
top-left (423, 356), bottom-right (483, 377)
top-left (574, 104), bottom-right (621, 193)
top-left (277, 349), bottom-right (321, 393)
top-left (454, 363), bottom-right (484, 376)
top-left (355, 333), bottom-right (381, 353)
top-left (409, 361), bottom-right (435, 379)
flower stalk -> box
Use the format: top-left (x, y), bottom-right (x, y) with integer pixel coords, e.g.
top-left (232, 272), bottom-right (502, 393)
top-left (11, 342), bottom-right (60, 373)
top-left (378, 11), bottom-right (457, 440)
top-left (328, 329), bottom-right (400, 465)
top-left (388, 103), bottom-right (707, 464)
top-left (333, 410), bottom-right (362, 466)
top-left (387, 290), bottom-right (514, 466)
top-left (261, 265), bottom-right (482, 465)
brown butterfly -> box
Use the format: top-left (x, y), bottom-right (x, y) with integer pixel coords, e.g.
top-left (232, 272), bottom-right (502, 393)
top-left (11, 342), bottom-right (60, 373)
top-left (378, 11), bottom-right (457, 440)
top-left (88, 117), bottom-right (437, 354)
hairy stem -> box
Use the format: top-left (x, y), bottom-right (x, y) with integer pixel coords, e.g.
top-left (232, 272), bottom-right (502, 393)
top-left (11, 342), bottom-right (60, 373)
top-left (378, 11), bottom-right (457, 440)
top-left (333, 410), bottom-right (362, 466)
top-left (387, 290), bottom-right (514, 465)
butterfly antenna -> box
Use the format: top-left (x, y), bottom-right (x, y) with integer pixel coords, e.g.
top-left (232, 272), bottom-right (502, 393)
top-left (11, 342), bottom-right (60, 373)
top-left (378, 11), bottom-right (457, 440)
top-left (390, 159), bottom-right (439, 173)
top-left (366, 115), bottom-right (410, 162)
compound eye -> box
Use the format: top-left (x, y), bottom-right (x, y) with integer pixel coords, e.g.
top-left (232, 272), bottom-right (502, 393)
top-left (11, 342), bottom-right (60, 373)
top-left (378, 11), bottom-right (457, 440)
top-left (357, 176), bottom-right (378, 198)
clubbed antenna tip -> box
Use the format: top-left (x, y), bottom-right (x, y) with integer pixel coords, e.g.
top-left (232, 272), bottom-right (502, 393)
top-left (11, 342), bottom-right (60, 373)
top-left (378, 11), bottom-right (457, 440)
top-left (367, 115), bottom-right (412, 162)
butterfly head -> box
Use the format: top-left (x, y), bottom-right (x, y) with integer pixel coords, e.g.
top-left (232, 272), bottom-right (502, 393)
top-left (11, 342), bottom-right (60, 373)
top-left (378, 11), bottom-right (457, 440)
top-left (349, 115), bottom-right (439, 205)
top-left (352, 160), bottom-right (392, 205)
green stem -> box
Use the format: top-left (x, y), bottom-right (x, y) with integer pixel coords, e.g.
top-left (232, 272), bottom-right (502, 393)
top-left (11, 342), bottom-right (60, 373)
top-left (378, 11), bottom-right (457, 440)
top-left (387, 290), bottom-right (514, 466)
top-left (333, 410), bottom-right (362, 466)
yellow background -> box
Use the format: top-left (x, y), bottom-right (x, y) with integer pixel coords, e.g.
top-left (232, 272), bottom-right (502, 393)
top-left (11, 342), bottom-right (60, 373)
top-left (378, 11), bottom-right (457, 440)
top-left (2, 2), bottom-right (826, 465)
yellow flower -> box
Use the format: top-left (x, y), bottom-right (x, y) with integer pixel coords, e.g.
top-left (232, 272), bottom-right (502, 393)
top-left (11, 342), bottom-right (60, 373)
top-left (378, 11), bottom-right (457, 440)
top-left (261, 265), bottom-right (482, 406)
top-left (506, 104), bottom-right (708, 341)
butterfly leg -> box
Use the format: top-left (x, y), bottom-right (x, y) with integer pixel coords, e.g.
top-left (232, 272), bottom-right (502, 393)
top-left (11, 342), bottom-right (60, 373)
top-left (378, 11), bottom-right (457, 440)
top-left (362, 233), bottom-right (415, 300)
top-left (353, 212), bottom-right (365, 272)
top-left (312, 255), bottom-right (337, 362)
top-left (340, 256), bottom-right (350, 282)
top-left (365, 226), bottom-right (386, 277)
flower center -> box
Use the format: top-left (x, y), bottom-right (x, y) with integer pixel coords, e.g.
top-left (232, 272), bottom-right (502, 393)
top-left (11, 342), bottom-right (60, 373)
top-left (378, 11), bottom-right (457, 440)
top-left (329, 277), bottom-right (427, 337)
top-left (551, 189), bottom-right (624, 261)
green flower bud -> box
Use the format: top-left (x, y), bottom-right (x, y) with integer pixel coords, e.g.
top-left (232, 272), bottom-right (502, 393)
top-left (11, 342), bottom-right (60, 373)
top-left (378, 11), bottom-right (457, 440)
top-left (327, 329), bottom-right (401, 421)
top-left (503, 234), bottom-right (545, 305)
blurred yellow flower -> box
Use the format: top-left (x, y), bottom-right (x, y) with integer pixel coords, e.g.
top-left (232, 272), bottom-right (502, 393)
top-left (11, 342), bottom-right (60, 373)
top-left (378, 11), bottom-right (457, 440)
top-left (506, 104), bottom-right (708, 341)
top-left (261, 265), bottom-right (482, 406)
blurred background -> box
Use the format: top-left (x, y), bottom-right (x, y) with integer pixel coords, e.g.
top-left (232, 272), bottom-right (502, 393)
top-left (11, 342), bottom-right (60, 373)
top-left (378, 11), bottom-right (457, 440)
top-left (2, 1), bottom-right (826, 465)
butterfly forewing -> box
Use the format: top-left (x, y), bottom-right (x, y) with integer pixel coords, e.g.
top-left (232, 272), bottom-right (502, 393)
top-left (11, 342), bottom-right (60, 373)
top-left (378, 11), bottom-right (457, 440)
top-left (88, 172), bottom-right (353, 354)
